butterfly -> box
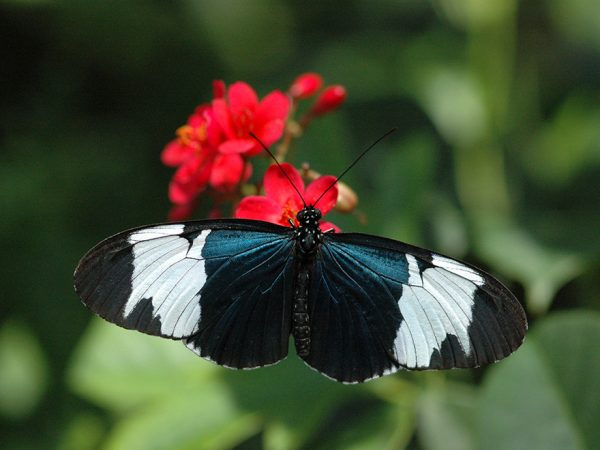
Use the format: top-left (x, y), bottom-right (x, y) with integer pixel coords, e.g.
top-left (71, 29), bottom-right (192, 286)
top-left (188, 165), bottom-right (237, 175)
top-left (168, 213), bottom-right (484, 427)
top-left (73, 134), bottom-right (527, 384)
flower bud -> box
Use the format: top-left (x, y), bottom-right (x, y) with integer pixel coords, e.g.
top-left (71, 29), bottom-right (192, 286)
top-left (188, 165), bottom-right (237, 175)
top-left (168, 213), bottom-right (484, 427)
top-left (310, 85), bottom-right (346, 116)
top-left (212, 80), bottom-right (226, 99)
top-left (289, 73), bottom-right (323, 99)
top-left (301, 164), bottom-right (358, 213)
top-left (335, 181), bottom-right (358, 213)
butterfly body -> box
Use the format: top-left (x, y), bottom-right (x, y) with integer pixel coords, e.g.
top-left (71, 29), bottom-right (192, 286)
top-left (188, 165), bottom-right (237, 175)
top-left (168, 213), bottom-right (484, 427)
top-left (291, 206), bottom-right (324, 357)
top-left (74, 208), bottom-right (527, 383)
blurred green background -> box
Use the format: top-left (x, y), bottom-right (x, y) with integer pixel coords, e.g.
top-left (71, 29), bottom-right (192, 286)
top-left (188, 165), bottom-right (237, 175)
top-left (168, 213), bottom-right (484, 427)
top-left (1, 0), bottom-right (600, 449)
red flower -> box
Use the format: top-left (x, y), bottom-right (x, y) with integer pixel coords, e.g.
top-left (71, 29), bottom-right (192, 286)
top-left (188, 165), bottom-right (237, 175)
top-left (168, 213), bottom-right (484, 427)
top-left (310, 85), bottom-right (346, 116)
top-left (289, 73), bottom-right (323, 99)
top-left (161, 105), bottom-right (250, 205)
top-left (235, 163), bottom-right (340, 232)
top-left (212, 82), bottom-right (291, 157)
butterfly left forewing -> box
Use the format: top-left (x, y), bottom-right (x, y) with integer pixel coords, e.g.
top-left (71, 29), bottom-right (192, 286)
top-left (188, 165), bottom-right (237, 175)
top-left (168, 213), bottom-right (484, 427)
top-left (74, 223), bottom-right (208, 338)
top-left (301, 232), bottom-right (527, 383)
top-left (74, 219), bottom-right (296, 369)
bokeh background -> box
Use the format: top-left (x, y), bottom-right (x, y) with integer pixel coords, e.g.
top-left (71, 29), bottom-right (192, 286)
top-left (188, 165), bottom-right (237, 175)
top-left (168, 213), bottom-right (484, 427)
top-left (2, 0), bottom-right (600, 449)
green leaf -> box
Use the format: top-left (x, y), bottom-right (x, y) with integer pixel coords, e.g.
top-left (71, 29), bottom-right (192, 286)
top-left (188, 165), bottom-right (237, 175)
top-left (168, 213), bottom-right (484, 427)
top-left (68, 320), bottom-right (262, 449)
top-left (306, 401), bottom-right (416, 450)
top-left (376, 133), bottom-right (438, 245)
top-left (473, 217), bottom-right (584, 315)
top-left (477, 311), bottom-right (600, 450)
top-left (417, 382), bottom-right (477, 450)
top-left (533, 312), bottom-right (600, 447)
top-left (428, 196), bottom-right (469, 258)
top-left (521, 94), bottom-right (600, 188)
top-left (432, 0), bottom-right (517, 29)
top-left (104, 388), bottom-right (260, 450)
top-left (397, 34), bottom-right (489, 149)
top-left (67, 319), bottom-right (217, 412)
top-left (57, 413), bottom-right (106, 450)
top-left (547, 0), bottom-right (600, 50)
top-left (0, 320), bottom-right (48, 419)
top-left (223, 353), bottom-right (350, 449)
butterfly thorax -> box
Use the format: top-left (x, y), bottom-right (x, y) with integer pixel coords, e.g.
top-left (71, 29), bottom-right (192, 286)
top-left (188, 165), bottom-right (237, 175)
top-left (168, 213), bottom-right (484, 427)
top-left (292, 206), bottom-right (323, 357)
top-left (294, 206), bottom-right (323, 256)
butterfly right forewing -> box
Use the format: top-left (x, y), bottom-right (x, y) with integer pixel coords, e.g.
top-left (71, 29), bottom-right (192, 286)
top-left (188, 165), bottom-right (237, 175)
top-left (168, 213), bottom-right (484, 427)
top-left (300, 232), bottom-right (527, 383)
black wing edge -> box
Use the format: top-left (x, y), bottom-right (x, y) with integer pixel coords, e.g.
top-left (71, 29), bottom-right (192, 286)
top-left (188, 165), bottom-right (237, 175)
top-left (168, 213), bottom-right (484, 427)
top-left (326, 232), bottom-right (529, 363)
top-left (74, 218), bottom-right (290, 279)
top-left (73, 218), bottom-right (291, 339)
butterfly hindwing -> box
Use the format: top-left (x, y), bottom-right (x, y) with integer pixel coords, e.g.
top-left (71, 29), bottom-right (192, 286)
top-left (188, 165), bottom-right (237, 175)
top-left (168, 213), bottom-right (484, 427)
top-left (301, 233), bottom-right (527, 383)
top-left (74, 219), bottom-right (295, 368)
top-left (302, 241), bottom-right (403, 383)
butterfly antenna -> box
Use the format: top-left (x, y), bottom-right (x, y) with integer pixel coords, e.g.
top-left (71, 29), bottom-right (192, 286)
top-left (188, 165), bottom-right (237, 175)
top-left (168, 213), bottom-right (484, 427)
top-left (249, 132), bottom-right (307, 208)
top-left (313, 127), bottom-right (397, 207)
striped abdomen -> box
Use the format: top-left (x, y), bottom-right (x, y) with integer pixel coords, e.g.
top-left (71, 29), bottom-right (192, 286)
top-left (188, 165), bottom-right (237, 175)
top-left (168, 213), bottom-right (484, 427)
top-left (292, 262), bottom-right (311, 356)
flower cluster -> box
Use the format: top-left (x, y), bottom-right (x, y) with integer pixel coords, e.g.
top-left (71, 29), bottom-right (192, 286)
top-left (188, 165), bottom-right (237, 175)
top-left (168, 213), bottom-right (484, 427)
top-left (161, 73), bottom-right (349, 228)
top-left (161, 82), bottom-right (290, 205)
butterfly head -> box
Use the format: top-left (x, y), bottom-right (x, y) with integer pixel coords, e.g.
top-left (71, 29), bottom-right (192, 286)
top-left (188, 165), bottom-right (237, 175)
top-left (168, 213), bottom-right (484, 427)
top-left (296, 206), bottom-right (322, 228)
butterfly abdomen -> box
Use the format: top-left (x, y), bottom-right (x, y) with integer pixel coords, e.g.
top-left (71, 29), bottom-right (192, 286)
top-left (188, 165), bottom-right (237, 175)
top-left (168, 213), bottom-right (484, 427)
top-left (292, 263), bottom-right (311, 357)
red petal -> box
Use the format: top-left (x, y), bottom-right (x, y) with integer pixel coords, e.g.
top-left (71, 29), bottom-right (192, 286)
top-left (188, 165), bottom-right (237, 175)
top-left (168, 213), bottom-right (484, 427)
top-left (245, 120), bottom-right (284, 157)
top-left (235, 196), bottom-right (282, 224)
top-left (218, 139), bottom-right (256, 154)
top-left (264, 163), bottom-right (305, 209)
top-left (254, 91), bottom-right (290, 125)
top-left (228, 82), bottom-right (259, 116)
top-left (187, 105), bottom-right (223, 147)
top-left (203, 111), bottom-right (223, 148)
top-left (319, 221), bottom-right (341, 233)
top-left (212, 99), bottom-right (235, 139)
top-left (187, 104), bottom-right (211, 127)
top-left (210, 153), bottom-right (244, 191)
top-left (168, 157), bottom-right (211, 204)
top-left (161, 140), bottom-right (193, 167)
top-left (305, 175), bottom-right (338, 213)
top-left (212, 80), bottom-right (226, 99)
top-left (169, 176), bottom-right (201, 205)
top-left (172, 157), bottom-right (199, 184)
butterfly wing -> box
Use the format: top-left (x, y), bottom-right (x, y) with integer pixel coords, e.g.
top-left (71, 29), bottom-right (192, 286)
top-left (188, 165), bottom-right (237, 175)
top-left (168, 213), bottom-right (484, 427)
top-left (74, 219), bottom-right (295, 369)
top-left (302, 233), bottom-right (527, 383)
